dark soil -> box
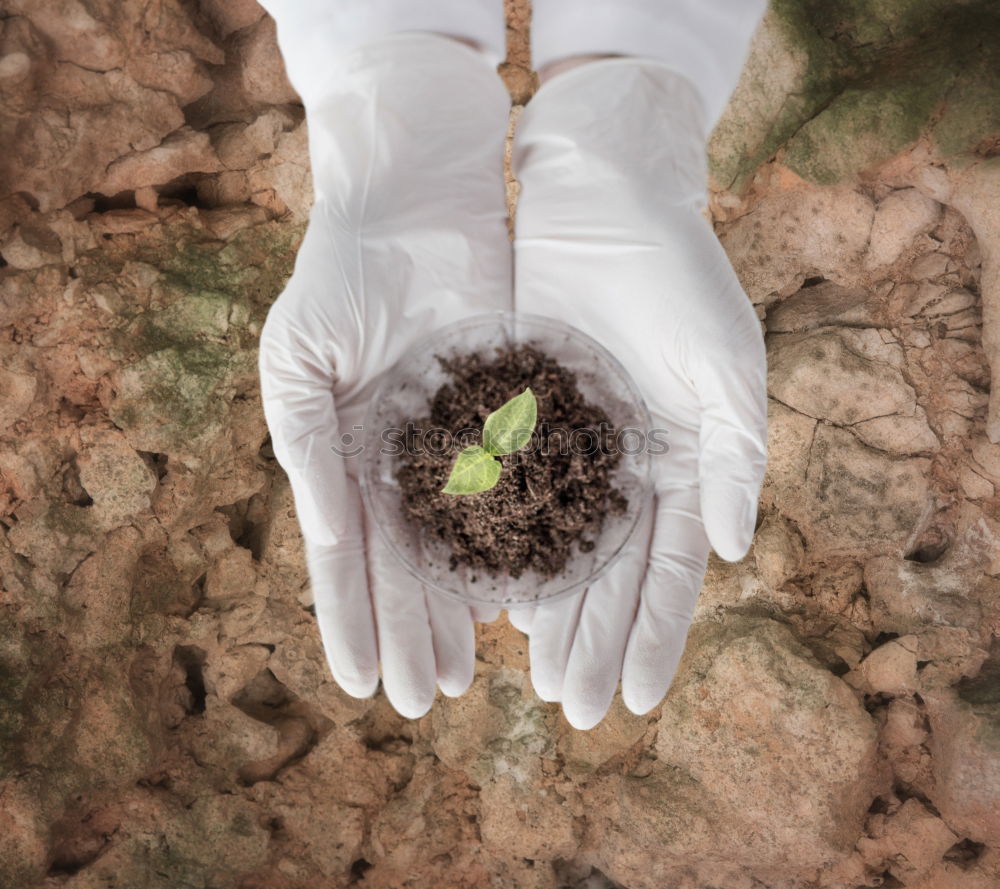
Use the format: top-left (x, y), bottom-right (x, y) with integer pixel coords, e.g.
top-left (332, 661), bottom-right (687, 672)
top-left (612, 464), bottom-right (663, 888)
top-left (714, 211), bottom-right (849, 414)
top-left (396, 344), bottom-right (628, 579)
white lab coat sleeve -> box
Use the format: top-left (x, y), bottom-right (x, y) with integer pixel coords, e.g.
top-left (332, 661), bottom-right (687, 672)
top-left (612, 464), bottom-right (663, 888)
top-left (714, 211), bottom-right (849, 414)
top-left (530, 0), bottom-right (768, 135)
top-left (258, 0), bottom-right (507, 108)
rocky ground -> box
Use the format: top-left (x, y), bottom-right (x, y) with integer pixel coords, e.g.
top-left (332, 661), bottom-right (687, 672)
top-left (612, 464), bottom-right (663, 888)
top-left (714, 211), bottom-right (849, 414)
top-left (1, 1), bottom-right (999, 887)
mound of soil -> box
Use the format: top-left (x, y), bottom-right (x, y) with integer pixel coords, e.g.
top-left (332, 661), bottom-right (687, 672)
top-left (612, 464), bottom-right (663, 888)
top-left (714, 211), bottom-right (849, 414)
top-left (396, 344), bottom-right (628, 579)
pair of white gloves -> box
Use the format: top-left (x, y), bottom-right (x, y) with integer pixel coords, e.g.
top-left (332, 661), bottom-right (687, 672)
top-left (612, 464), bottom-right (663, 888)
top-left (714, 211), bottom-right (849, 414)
top-left (257, 0), bottom-right (768, 729)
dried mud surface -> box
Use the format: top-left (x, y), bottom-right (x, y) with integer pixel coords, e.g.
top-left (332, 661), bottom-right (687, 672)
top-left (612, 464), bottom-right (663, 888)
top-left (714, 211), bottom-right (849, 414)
top-left (2, 1), bottom-right (1000, 888)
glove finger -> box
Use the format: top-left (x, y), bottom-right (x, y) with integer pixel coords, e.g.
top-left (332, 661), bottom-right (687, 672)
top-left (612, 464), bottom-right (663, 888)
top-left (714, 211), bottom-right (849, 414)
top-left (506, 606), bottom-right (536, 634)
top-left (364, 509), bottom-right (438, 719)
top-left (425, 592), bottom-right (477, 698)
top-left (471, 605), bottom-right (501, 623)
top-left (259, 302), bottom-right (349, 548)
top-left (561, 498), bottom-right (654, 730)
top-left (622, 486), bottom-right (709, 715)
top-left (693, 294), bottom-right (767, 562)
top-left (304, 478), bottom-right (379, 698)
top-left (528, 592), bottom-right (585, 702)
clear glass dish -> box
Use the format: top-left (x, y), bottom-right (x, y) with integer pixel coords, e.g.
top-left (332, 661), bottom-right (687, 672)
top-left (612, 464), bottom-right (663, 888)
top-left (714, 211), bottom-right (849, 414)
top-left (359, 312), bottom-right (652, 609)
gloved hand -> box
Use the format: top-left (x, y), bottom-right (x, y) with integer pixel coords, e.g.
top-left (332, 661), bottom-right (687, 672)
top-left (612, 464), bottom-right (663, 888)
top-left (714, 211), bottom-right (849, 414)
top-left (509, 56), bottom-right (768, 729)
top-left (257, 15), bottom-right (511, 718)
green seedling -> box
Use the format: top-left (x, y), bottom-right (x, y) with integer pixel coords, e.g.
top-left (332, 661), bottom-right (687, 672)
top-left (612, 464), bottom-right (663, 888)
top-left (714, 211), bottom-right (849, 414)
top-left (442, 387), bottom-right (537, 495)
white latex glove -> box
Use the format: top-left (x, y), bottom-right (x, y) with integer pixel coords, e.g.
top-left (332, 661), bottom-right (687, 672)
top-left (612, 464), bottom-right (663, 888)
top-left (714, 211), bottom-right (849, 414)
top-left (509, 58), bottom-right (768, 729)
top-left (258, 21), bottom-right (511, 718)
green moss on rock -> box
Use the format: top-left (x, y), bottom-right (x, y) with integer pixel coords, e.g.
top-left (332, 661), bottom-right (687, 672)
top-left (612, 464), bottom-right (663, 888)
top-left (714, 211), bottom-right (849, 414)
top-left (109, 343), bottom-right (234, 451)
top-left (101, 221), bottom-right (302, 453)
top-left (784, 78), bottom-right (941, 184)
top-left (712, 0), bottom-right (1000, 188)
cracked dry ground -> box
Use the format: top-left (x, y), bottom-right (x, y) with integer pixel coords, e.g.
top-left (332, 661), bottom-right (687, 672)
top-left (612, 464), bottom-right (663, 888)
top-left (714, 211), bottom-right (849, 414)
top-left (2, 1), bottom-right (1000, 888)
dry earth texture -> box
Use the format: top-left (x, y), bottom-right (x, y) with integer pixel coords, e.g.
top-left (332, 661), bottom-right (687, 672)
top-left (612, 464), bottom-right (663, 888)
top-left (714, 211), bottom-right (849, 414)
top-left (2, 1), bottom-right (1000, 887)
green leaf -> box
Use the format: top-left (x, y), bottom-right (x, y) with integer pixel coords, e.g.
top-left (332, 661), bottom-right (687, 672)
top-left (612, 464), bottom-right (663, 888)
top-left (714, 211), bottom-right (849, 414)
top-left (482, 387), bottom-right (537, 456)
top-left (442, 445), bottom-right (502, 495)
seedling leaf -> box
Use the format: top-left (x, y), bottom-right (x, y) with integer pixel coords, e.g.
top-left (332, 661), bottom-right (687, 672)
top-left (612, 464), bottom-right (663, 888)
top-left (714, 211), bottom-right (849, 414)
top-left (482, 387), bottom-right (537, 456)
top-left (442, 445), bottom-right (502, 495)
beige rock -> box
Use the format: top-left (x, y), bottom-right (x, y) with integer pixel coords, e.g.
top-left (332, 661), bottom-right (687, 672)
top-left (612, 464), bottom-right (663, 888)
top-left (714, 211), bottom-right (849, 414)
top-left (7, 67), bottom-right (186, 212)
top-left (0, 780), bottom-right (49, 886)
top-left (132, 186), bottom-right (159, 212)
top-left (199, 0), bottom-right (266, 37)
top-left (0, 16), bottom-right (45, 118)
top-left (203, 643), bottom-right (272, 702)
top-left (189, 698), bottom-right (279, 772)
top-left (0, 49), bottom-right (31, 85)
top-left (915, 627), bottom-right (988, 689)
top-left (101, 127), bottom-right (222, 194)
top-left (752, 512), bottom-right (805, 588)
top-left (268, 631), bottom-right (375, 724)
top-left (852, 410), bottom-right (940, 455)
top-left (214, 108), bottom-right (295, 169)
top-left (76, 426), bottom-right (157, 531)
top-left (218, 595), bottom-right (270, 643)
top-left (39, 789), bottom-right (267, 887)
top-left (906, 283), bottom-right (978, 318)
top-left (778, 424), bottom-right (931, 558)
top-left (765, 281), bottom-right (874, 332)
top-left (854, 636), bottom-right (920, 696)
top-left (236, 15), bottom-right (299, 105)
top-left (722, 187), bottom-right (875, 303)
top-left (0, 363), bottom-right (37, 428)
top-left (925, 676), bottom-right (1000, 845)
top-left (67, 674), bottom-right (154, 780)
top-left (162, 793), bottom-right (271, 878)
top-left (431, 666), bottom-right (557, 785)
top-left (882, 698), bottom-right (928, 749)
top-left (762, 398), bottom-right (816, 500)
top-left (127, 49), bottom-right (214, 105)
top-left (555, 694), bottom-right (649, 779)
top-left (7, 500), bottom-right (101, 577)
top-left (203, 546), bottom-right (257, 604)
top-left (87, 209), bottom-right (163, 236)
top-left (139, 0), bottom-right (226, 65)
top-left (971, 434), bottom-right (1000, 482)
top-left (909, 249), bottom-right (955, 279)
top-left (948, 162), bottom-right (1000, 441)
top-left (366, 756), bottom-right (485, 886)
top-left (768, 328), bottom-right (916, 425)
top-left (4, 0), bottom-right (125, 71)
top-left (865, 188), bottom-right (942, 270)
top-left (939, 378), bottom-right (990, 423)
top-left (256, 473), bottom-right (308, 591)
top-left (195, 170), bottom-right (254, 207)
top-left (268, 788), bottom-right (365, 878)
top-left (480, 773), bottom-right (579, 860)
top-left (864, 555), bottom-right (986, 634)
top-left (839, 326), bottom-right (907, 368)
top-left (484, 858), bottom-right (560, 889)
top-left (200, 205), bottom-right (271, 239)
top-left (62, 526), bottom-right (142, 647)
top-left (594, 615), bottom-right (881, 889)
top-left (858, 798), bottom-right (958, 881)
top-left (0, 442), bottom-right (45, 505)
top-left (905, 862), bottom-right (1000, 889)
top-left (960, 465), bottom-right (995, 499)
top-left (0, 223), bottom-right (62, 269)
top-left (251, 122), bottom-right (314, 220)
top-left (46, 210), bottom-right (98, 261)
